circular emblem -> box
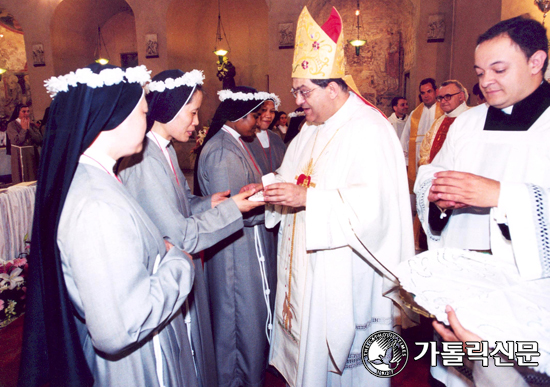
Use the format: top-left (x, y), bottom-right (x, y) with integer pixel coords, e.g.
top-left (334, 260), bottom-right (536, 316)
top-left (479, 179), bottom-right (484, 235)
top-left (361, 330), bottom-right (408, 378)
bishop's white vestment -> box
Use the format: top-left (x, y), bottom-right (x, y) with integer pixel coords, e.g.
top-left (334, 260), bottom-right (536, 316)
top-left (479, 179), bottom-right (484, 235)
top-left (267, 92), bottom-right (414, 387)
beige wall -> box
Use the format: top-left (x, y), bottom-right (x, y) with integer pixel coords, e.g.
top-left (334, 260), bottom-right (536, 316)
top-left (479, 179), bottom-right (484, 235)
top-left (167, 0), bottom-right (269, 127)
top-left (450, 0), bottom-right (500, 103)
top-left (501, 0), bottom-right (546, 23)
top-left (407, 0), bottom-right (453, 108)
top-left (266, 0), bottom-right (305, 114)
top-left (102, 11), bottom-right (137, 68)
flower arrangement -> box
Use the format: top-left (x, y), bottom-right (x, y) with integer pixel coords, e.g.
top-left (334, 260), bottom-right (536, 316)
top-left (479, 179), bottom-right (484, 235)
top-left (0, 235), bottom-right (29, 329)
top-left (190, 126), bottom-right (209, 163)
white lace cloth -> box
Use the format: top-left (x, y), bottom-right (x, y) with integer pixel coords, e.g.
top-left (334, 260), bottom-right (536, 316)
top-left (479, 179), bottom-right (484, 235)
top-left (396, 248), bottom-right (550, 376)
top-left (0, 182), bottom-right (36, 261)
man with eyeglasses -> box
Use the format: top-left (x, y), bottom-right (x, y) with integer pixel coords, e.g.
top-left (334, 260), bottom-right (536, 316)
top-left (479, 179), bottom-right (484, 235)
top-left (261, 6), bottom-right (414, 387)
top-left (418, 80), bottom-right (469, 166)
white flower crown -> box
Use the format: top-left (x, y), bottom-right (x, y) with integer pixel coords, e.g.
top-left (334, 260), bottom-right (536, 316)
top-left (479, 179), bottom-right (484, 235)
top-left (218, 90), bottom-right (281, 109)
top-left (44, 65), bottom-right (151, 98)
top-left (146, 69), bottom-right (205, 93)
top-left (288, 111), bottom-right (305, 118)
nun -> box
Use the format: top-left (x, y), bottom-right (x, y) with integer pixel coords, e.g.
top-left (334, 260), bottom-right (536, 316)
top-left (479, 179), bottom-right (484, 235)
top-left (197, 86), bottom-right (279, 387)
top-left (18, 64), bottom-right (195, 387)
top-left (119, 69), bottom-right (262, 387)
top-left (244, 97), bottom-right (286, 175)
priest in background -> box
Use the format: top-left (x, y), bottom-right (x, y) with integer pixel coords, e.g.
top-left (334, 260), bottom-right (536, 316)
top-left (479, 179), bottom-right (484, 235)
top-left (400, 78), bottom-right (443, 192)
top-left (262, 6), bottom-right (414, 387)
top-left (418, 80), bottom-right (469, 167)
top-left (388, 96), bottom-right (408, 139)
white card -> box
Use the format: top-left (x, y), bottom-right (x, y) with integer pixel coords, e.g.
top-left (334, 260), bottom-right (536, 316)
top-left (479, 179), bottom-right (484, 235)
top-left (262, 173), bottom-right (277, 187)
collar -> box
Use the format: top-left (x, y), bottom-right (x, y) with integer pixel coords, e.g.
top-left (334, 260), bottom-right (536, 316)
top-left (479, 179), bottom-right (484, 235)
top-left (16, 118), bottom-right (21, 124)
top-left (222, 124), bottom-right (243, 147)
top-left (445, 102), bottom-right (469, 118)
top-left (256, 130), bottom-right (269, 147)
top-left (79, 148), bottom-right (117, 174)
top-left (390, 112), bottom-right (406, 120)
top-left (321, 91), bottom-right (357, 128)
top-left (147, 130), bottom-right (171, 149)
top-left (484, 81), bottom-right (550, 132)
top-left (502, 106), bottom-right (513, 115)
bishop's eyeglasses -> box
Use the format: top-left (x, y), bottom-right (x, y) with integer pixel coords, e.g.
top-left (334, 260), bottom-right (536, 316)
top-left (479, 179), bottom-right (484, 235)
top-left (290, 87), bottom-right (319, 99)
top-left (436, 91), bottom-right (462, 102)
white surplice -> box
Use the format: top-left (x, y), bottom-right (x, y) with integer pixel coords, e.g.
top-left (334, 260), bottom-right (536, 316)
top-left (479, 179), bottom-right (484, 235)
top-left (388, 112), bottom-right (407, 140)
top-left (414, 100), bottom-right (550, 387)
top-left (415, 103), bottom-right (550, 252)
top-left (267, 92), bottom-right (414, 387)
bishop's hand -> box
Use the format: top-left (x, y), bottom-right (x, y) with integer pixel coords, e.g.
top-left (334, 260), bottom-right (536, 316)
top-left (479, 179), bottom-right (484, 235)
top-left (264, 183), bottom-right (307, 208)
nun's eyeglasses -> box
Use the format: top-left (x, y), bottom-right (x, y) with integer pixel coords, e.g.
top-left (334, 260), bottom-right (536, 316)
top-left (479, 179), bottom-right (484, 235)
top-left (291, 87), bottom-right (319, 99)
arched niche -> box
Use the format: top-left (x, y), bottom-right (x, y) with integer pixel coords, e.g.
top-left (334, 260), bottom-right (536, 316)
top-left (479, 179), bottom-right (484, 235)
top-left (0, 8), bottom-right (30, 120)
top-left (166, 0), bottom-right (269, 124)
top-left (50, 0), bottom-right (137, 76)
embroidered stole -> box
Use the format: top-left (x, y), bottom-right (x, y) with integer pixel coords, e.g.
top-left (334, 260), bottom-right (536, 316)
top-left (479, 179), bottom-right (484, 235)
top-left (407, 103), bottom-right (443, 192)
top-left (428, 116), bottom-right (456, 163)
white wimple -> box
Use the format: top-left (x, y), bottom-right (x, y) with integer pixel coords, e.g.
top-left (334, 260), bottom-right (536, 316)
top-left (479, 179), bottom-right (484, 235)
top-left (44, 65), bottom-right (151, 98)
top-left (218, 90), bottom-right (281, 109)
top-left (146, 69), bottom-right (205, 93)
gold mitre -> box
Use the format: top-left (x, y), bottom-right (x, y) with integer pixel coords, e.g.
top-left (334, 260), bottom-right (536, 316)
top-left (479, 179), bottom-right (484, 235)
top-left (292, 6), bottom-right (346, 79)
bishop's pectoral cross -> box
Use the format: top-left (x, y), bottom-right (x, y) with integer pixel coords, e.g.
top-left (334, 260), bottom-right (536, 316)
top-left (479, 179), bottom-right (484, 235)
top-left (295, 159), bottom-right (316, 188)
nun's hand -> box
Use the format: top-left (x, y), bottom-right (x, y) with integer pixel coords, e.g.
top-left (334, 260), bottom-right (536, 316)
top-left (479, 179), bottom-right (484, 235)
top-left (239, 183), bottom-right (263, 194)
top-left (211, 190), bottom-right (230, 208)
top-left (231, 189), bottom-right (264, 213)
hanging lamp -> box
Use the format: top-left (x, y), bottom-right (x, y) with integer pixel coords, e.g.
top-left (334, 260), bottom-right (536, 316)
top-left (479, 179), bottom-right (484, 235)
top-left (535, 0), bottom-right (550, 26)
top-left (348, 1), bottom-right (367, 56)
top-left (94, 25), bottom-right (110, 65)
top-left (213, 0), bottom-right (230, 60)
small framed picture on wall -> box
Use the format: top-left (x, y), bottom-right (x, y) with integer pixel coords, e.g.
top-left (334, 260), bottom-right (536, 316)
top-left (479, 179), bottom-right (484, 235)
top-left (427, 14), bottom-right (445, 43)
top-left (32, 44), bottom-right (45, 67)
top-left (145, 34), bottom-right (159, 58)
top-left (278, 23), bottom-right (294, 49)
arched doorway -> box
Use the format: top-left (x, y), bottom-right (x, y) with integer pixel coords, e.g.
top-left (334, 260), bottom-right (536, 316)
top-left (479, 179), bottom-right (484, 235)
top-left (50, 0), bottom-right (138, 76)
